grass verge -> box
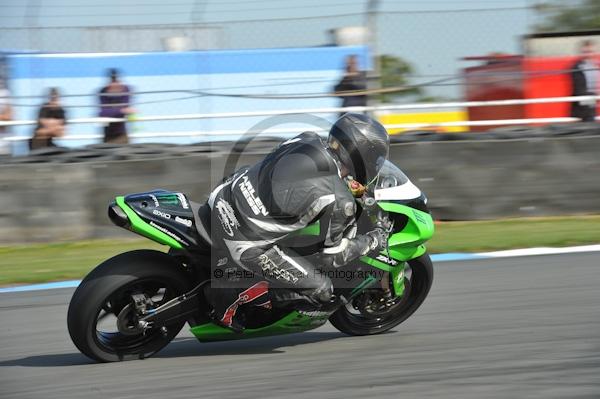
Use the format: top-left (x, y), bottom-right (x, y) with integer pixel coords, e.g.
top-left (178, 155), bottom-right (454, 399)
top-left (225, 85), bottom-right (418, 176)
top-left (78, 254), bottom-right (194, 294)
top-left (428, 215), bottom-right (600, 253)
top-left (1, 215), bottom-right (599, 286)
top-left (0, 239), bottom-right (163, 286)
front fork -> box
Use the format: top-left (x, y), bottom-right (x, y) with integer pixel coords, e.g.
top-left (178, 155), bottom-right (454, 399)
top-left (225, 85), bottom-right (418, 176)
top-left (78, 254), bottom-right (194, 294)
top-left (344, 260), bottom-right (407, 306)
top-left (389, 262), bottom-right (406, 297)
top-left (377, 262), bottom-right (406, 301)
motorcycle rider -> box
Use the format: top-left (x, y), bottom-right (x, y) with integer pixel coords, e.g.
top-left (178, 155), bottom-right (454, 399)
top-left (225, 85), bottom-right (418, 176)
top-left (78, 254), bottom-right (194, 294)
top-left (205, 113), bottom-right (390, 331)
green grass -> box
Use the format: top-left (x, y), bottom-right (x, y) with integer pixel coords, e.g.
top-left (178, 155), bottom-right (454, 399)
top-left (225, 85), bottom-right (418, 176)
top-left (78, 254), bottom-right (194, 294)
top-left (0, 239), bottom-right (163, 286)
top-left (428, 215), bottom-right (600, 253)
top-left (1, 216), bottom-right (599, 286)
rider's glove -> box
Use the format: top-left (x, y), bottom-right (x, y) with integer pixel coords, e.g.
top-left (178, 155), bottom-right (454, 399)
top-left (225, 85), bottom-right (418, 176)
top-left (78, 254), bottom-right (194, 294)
top-left (365, 227), bottom-right (388, 253)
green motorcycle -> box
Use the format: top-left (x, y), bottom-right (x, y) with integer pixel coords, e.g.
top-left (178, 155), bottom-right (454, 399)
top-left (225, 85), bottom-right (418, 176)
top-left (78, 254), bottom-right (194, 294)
top-left (67, 160), bottom-right (434, 362)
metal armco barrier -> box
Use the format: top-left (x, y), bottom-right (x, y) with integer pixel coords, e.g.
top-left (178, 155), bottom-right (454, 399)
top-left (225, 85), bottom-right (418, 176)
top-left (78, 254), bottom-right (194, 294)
top-left (1, 131), bottom-right (599, 244)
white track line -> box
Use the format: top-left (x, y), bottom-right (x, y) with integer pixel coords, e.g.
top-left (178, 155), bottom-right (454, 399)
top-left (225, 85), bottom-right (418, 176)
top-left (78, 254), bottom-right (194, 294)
top-left (1, 245), bottom-right (600, 294)
top-left (478, 244), bottom-right (600, 258)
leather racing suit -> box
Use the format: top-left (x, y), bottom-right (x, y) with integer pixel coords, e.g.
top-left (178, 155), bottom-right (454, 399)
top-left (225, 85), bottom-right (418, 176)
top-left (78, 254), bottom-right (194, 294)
top-left (205, 132), bottom-right (378, 328)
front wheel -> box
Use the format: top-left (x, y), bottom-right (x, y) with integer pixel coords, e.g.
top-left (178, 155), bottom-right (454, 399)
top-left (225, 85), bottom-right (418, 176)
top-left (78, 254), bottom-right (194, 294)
top-left (330, 253), bottom-right (433, 336)
top-left (67, 250), bottom-right (192, 362)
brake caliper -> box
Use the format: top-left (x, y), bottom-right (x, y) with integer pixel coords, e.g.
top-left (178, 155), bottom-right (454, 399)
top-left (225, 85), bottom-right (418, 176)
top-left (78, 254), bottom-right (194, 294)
top-left (117, 293), bottom-right (155, 336)
top-left (131, 293), bottom-right (154, 315)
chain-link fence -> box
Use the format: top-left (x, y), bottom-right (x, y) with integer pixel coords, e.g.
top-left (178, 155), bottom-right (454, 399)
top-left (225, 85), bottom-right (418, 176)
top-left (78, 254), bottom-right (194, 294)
top-left (1, 1), bottom-right (597, 155)
top-left (0, 5), bottom-right (540, 100)
top-left (0, 25), bottom-right (225, 53)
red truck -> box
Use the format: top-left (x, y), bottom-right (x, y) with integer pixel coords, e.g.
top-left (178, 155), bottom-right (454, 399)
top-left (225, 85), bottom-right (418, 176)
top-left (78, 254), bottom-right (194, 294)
top-left (463, 30), bottom-right (600, 130)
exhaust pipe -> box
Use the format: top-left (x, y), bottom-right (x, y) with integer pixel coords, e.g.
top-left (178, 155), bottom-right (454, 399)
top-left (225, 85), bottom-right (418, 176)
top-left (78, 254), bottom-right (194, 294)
top-left (108, 202), bottom-right (130, 228)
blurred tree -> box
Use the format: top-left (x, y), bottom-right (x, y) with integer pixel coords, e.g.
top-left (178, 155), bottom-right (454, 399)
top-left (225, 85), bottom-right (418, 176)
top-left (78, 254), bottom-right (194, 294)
top-left (533, 0), bottom-right (600, 32)
top-left (377, 54), bottom-right (421, 103)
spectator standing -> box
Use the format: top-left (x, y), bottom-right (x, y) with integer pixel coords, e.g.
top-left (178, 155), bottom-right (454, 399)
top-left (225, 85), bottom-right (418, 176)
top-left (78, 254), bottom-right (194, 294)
top-left (570, 40), bottom-right (599, 122)
top-left (30, 88), bottom-right (67, 150)
top-left (333, 55), bottom-right (368, 115)
top-left (98, 68), bottom-right (133, 143)
top-left (0, 81), bottom-right (13, 155)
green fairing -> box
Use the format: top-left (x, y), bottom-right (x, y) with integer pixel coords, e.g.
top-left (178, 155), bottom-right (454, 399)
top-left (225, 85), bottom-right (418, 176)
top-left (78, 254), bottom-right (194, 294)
top-left (358, 202), bottom-right (434, 296)
top-left (115, 196), bottom-right (183, 249)
top-left (359, 256), bottom-right (395, 272)
top-left (190, 311), bottom-right (328, 342)
top-left (388, 245), bottom-right (427, 261)
top-left (377, 202), bottom-right (435, 251)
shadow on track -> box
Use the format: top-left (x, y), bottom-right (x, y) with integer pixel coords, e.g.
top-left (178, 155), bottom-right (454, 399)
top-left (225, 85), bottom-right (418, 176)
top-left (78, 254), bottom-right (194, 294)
top-left (0, 331), bottom-right (346, 367)
top-left (156, 331), bottom-right (345, 358)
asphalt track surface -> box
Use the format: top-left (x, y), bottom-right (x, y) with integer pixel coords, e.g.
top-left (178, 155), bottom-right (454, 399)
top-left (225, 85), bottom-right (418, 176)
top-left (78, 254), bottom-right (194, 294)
top-left (1, 253), bottom-right (599, 399)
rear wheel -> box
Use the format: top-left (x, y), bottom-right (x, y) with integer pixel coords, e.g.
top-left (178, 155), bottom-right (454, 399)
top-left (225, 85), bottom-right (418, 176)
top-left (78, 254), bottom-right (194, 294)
top-left (67, 250), bottom-right (192, 362)
top-left (330, 253), bottom-right (433, 335)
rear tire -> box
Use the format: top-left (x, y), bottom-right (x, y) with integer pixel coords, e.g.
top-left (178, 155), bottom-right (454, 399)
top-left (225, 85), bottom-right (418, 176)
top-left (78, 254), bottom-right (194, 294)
top-left (330, 253), bottom-right (433, 336)
top-left (67, 250), bottom-right (191, 362)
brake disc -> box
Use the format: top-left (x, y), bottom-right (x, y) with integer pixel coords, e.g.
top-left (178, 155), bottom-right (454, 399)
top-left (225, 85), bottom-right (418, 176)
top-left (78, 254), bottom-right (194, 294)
top-left (116, 304), bottom-right (143, 335)
top-left (355, 290), bottom-right (401, 316)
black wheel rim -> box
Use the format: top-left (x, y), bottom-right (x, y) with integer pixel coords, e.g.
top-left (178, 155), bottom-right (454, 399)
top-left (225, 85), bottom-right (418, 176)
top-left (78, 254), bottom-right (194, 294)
top-left (92, 278), bottom-right (180, 357)
top-left (342, 263), bottom-right (428, 331)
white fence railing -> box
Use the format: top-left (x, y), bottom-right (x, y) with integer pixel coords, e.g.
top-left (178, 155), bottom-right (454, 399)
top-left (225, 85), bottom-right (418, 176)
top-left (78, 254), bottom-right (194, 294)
top-left (1, 95), bottom-right (599, 142)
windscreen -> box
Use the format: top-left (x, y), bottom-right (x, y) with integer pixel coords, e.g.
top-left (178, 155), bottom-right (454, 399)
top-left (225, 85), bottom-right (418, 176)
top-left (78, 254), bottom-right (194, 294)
top-left (372, 160), bottom-right (421, 201)
top-left (374, 160), bottom-right (410, 189)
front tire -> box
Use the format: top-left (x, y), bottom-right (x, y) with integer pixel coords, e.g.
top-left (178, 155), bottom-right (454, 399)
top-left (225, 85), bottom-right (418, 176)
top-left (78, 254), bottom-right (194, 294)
top-left (67, 250), bottom-right (191, 362)
top-left (330, 253), bottom-right (433, 336)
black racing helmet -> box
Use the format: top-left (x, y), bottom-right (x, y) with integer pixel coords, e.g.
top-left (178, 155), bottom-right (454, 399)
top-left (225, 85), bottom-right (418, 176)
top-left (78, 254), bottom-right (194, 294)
top-left (327, 113), bottom-right (390, 185)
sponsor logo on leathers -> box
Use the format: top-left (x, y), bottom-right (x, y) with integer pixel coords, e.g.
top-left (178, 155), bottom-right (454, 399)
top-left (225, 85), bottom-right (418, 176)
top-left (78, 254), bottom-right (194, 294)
top-left (215, 199), bottom-right (240, 237)
top-left (217, 257), bottom-right (228, 267)
top-left (239, 176), bottom-right (268, 216)
top-left (257, 254), bottom-right (300, 284)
